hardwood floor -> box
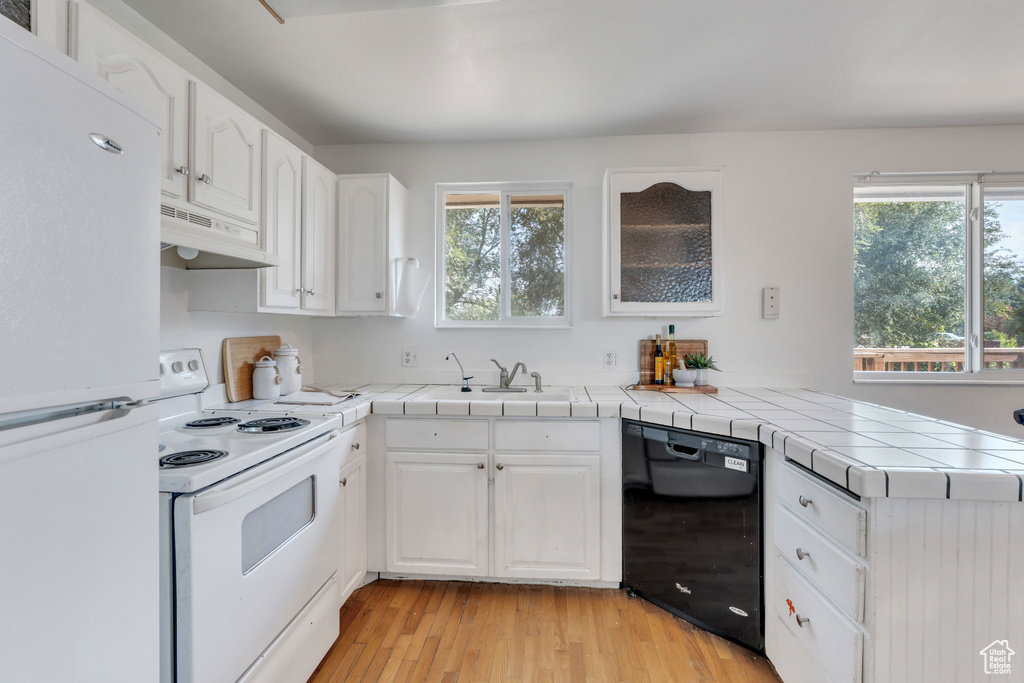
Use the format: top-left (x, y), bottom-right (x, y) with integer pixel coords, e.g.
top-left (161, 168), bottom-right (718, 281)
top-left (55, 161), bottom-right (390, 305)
top-left (308, 580), bottom-right (781, 682)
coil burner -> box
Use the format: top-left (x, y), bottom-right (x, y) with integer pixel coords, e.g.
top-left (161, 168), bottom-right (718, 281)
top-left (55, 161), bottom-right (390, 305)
top-left (160, 449), bottom-right (229, 468)
top-left (237, 417), bottom-right (311, 434)
top-left (184, 416), bottom-right (241, 429)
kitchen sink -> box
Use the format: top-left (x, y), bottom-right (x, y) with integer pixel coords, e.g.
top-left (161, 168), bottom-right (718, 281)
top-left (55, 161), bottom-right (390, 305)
top-left (415, 386), bottom-right (577, 402)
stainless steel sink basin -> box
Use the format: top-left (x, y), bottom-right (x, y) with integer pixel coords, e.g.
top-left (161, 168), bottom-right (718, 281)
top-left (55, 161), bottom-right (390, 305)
top-left (415, 386), bottom-right (577, 402)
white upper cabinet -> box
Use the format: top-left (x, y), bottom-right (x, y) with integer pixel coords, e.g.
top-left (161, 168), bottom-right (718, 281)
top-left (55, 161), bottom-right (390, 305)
top-left (301, 157), bottom-right (337, 314)
top-left (71, 1), bottom-right (189, 201)
top-left (260, 131), bottom-right (303, 309)
top-left (604, 168), bottom-right (724, 316)
top-left (336, 174), bottom-right (408, 316)
top-left (190, 81), bottom-right (262, 226)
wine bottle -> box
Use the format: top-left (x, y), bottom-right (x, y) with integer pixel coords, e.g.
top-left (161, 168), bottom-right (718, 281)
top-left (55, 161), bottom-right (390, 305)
top-left (654, 334), bottom-right (664, 385)
top-left (666, 324), bottom-right (676, 386)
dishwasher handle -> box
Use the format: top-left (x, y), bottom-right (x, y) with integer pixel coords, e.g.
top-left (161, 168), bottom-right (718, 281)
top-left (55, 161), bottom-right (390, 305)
top-left (666, 442), bottom-right (701, 460)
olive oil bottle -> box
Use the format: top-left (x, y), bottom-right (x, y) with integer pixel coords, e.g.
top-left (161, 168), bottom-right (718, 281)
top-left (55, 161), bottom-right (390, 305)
top-left (665, 325), bottom-right (676, 385)
top-left (654, 334), bottom-right (664, 385)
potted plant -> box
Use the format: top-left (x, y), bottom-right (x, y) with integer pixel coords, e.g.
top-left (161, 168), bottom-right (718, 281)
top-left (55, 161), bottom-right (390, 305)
top-left (682, 352), bottom-right (719, 386)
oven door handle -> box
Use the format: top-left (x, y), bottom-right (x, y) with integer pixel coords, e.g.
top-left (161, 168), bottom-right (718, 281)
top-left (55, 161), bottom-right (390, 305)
top-left (191, 430), bottom-right (338, 514)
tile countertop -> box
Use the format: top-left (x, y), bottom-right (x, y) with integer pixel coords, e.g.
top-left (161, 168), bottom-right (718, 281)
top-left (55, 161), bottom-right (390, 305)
top-left (206, 384), bottom-right (1024, 503)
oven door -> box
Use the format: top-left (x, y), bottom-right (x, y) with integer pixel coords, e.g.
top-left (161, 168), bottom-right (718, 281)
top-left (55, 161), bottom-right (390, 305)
top-left (173, 430), bottom-right (342, 683)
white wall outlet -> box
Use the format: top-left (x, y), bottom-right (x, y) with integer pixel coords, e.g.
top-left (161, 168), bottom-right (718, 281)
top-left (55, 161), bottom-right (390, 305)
top-left (603, 350), bottom-right (617, 369)
top-left (402, 347), bottom-right (421, 367)
top-left (762, 287), bottom-right (780, 319)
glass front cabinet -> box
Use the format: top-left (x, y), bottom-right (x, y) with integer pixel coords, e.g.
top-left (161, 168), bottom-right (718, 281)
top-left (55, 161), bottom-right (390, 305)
top-left (604, 168), bottom-right (723, 316)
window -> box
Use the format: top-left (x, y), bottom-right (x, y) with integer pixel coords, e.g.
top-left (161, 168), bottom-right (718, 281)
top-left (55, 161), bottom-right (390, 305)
top-left (436, 182), bottom-right (572, 327)
top-left (853, 173), bottom-right (1024, 381)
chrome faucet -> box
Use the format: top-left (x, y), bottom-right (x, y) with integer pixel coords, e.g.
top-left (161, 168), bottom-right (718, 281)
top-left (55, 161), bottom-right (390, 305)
top-left (483, 359), bottom-right (528, 392)
top-left (446, 352), bottom-right (472, 392)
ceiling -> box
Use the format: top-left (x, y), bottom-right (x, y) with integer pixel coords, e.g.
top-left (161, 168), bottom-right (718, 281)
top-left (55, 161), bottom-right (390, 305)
top-left (120, 0), bottom-right (1024, 145)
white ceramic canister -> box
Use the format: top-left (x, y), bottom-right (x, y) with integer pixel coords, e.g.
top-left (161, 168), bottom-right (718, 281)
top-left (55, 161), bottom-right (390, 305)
top-left (252, 356), bottom-right (282, 399)
top-left (272, 343), bottom-right (302, 396)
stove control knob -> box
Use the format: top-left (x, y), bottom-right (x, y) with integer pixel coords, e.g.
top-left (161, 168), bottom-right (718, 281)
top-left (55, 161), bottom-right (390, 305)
top-left (172, 361), bottom-right (184, 373)
top-left (188, 359), bottom-right (200, 371)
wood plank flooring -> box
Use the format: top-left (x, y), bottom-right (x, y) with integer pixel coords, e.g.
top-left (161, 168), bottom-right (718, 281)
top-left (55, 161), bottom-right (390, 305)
top-left (307, 580), bottom-right (781, 683)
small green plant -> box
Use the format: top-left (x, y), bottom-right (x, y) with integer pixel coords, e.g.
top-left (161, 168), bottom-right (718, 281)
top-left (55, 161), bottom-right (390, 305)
top-left (682, 352), bottom-right (719, 370)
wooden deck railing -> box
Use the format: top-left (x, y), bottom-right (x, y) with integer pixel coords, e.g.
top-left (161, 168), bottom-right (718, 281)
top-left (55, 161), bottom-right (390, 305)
top-left (854, 347), bottom-right (1024, 372)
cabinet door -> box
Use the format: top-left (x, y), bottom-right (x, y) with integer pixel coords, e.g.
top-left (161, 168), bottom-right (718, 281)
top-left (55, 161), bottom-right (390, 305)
top-left (71, 1), bottom-right (189, 200)
top-left (339, 455), bottom-right (366, 602)
top-left (493, 454), bottom-right (601, 580)
top-left (260, 131), bottom-right (302, 310)
top-left (606, 169), bottom-right (723, 316)
top-left (301, 157), bottom-right (337, 314)
top-left (385, 451), bottom-right (488, 576)
top-left (190, 81), bottom-right (261, 225)
top-left (337, 175), bottom-right (388, 314)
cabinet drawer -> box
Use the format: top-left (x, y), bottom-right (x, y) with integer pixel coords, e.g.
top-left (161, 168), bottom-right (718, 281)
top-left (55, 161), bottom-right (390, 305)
top-left (338, 422), bottom-right (366, 470)
top-left (385, 419), bottom-right (488, 451)
top-left (774, 506), bottom-right (865, 622)
top-left (775, 460), bottom-right (866, 557)
top-left (773, 551), bottom-right (863, 683)
top-left (493, 420), bottom-right (600, 452)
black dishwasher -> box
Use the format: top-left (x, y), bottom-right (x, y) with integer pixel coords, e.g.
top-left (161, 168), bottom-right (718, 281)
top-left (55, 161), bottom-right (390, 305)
top-left (621, 419), bottom-right (764, 653)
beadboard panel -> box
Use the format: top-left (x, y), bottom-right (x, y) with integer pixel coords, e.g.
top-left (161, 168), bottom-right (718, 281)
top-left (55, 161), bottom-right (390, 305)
top-left (871, 497), bottom-right (1024, 683)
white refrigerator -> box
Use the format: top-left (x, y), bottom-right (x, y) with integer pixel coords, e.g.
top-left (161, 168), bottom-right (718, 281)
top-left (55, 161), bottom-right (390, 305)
top-left (0, 17), bottom-right (161, 683)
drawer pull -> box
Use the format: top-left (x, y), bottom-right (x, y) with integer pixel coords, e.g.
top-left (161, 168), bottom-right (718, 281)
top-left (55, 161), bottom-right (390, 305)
top-left (795, 547), bottom-right (811, 561)
top-left (352, 442), bottom-right (360, 450)
top-left (798, 495), bottom-right (813, 508)
top-left (477, 463), bottom-right (485, 469)
top-left (795, 614), bottom-right (810, 628)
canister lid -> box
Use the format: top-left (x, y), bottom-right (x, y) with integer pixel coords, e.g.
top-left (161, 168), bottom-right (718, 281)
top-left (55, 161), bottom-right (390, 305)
top-left (255, 355), bottom-right (277, 367)
top-left (273, 343), bottom-right (298, 357)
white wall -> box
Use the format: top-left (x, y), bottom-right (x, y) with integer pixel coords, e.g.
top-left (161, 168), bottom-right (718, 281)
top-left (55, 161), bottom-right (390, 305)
top-left (312, 126), bottom-right (1024, 437)
top-left (161, 267), bottom-right (317, 386)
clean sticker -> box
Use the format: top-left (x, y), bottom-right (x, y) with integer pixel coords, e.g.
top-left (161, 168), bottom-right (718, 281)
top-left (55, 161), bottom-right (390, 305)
top-left (724, 456), bottom-right (748, 472)
top-left (729, 606), bottom-right (749, 617)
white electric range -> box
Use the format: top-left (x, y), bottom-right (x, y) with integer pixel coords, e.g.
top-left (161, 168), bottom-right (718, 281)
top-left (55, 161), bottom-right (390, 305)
top-left (158, 349), bottom-right (344, 683)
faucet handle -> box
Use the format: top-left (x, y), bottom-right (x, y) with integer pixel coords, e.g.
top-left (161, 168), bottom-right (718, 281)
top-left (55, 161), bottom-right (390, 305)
top-left (490, 358), bottom-right (507, 372)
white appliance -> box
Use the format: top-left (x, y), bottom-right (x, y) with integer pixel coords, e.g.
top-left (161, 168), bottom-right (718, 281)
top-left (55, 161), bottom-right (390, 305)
top-left (157, 350), bottom-right (343, 683)
top-left (0, 17), bottom-right (162, 683)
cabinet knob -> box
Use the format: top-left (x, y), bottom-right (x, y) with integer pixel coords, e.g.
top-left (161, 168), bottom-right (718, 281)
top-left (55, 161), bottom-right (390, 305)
top-left (340, 477), bottom-right (347, 487)
top-left (307, 289), bottom-right (315, 296)
top-left (496, 463), bottom-right (504, 470)
top-left (297, 287), bottom-right (306, 294)
top-left (375, 291), bottom-right (383, 299)
top-left (795, 614), bottom-right (810, 628)
top-left (795, 548), bottom-right (810, 561)
top-left (176, 166), bottom-right (190, 176)
top-left (352, 442), bottom-right (360, 450)
top-left (477, 463), bottom-right (485, 469)
top-left (798, 495), bottom-right (812, 508)
top-left (198, 173), bottom-right (212, 185)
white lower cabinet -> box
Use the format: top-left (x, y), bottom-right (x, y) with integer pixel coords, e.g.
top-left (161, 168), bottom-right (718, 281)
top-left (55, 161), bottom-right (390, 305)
top-left (492, 454), bottom-right (601, 580)
top-left (378, 416), bottom-right (617, 583)
top-left (385, 451), bottom-right (489, 576)
top-left (338, 423), bottom-right (368, 605)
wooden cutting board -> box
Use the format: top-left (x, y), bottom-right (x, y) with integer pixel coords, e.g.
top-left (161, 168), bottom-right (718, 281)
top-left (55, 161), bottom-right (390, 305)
top-left (222, 335), bottom-right (282, 403)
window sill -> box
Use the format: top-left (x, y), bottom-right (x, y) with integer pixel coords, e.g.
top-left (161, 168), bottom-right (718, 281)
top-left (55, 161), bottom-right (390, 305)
top-left (435, 322), bottom-right (573, 330)
top-left (854, 372), bottom-right (1024, 385)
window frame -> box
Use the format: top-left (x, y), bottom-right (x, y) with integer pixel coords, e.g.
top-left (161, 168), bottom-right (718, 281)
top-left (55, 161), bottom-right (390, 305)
top-left (853, 172), bottom-right (1024, 384)
top-left (435, 181), bottom-right (573, 329)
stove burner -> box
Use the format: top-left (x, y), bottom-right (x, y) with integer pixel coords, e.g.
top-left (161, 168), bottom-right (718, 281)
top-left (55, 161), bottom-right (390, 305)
top-left (184, 416), bottom-right (241, 429)
top-left (160, 449), bottom-right (228, 468)
top-left (237, 417), bottom-right (311, 434)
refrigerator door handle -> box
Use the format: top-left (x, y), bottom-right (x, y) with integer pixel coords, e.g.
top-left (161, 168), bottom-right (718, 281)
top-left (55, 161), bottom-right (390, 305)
top-left (0, 402), bottom-right (157, 464)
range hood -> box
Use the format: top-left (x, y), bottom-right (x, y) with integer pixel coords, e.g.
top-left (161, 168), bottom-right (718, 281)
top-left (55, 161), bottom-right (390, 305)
top-left (160, 203), bottom-right (278, 269)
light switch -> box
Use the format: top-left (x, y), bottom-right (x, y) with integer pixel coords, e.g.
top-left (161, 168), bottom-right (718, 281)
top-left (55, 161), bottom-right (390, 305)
top-left (762, 287), bottom-right (780, 319)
